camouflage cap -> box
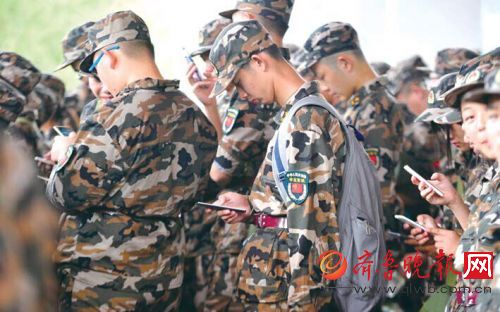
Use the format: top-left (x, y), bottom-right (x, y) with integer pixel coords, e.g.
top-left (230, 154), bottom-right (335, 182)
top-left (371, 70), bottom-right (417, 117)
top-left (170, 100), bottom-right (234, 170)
top-left (0, 52), bottom-right (41, 98)
top-left (79, 10), bottom-right (151, 73)
top-left (435, 48), bottom-right (479, 76)
top-left (209, 20), bottom-right (277, 97)
top-left (191, 18), bottom-right (232, 57)
top-left (371, 62), bottom-right (391, 76)
top-left (220, 0), bottom-right (295, 30)
top-left (414, 72), bottom-right (458, 123)
top-left (25, 74), bottom-right (65, 124)
top-left (443, 47), bottom-right (500, 108)
top-left (55, 21), bottom-right (95, 72)
top-left (463, 67), bottom-right (500, 104)
top-left (0, 52), bottom-right (41, 125)
top-left (299, 22), bottom-right (360, 74)
top-left (387, 55), bottom-right (431, 95)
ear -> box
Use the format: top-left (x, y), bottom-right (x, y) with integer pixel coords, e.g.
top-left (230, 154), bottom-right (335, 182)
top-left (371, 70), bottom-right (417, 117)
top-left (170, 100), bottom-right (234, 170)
top-left (103, 50), bottom-right (118, 69)
top-left (336, 54), bottom-right (353, 73)
top-left (250, 54), bottom-right (268, 72)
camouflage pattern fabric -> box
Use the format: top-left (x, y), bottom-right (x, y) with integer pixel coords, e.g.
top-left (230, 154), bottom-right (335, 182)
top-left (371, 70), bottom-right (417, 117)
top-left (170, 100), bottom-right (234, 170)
top-left (46, 78), bottom-right (218, 310)
top-left (219, 0), bottom-right (295, 30)
top-left (79, 10), bottom-right (152, 73)
top-left (0, 135), bottom-right (59, 311)
top-left (191, 18), bottom-right (232, 57)
top-left (386, 55), bottom-right (430, 95)
top-left (415, 72), bottom-right (458, 123)
top-left (298, 22), bottom-right (360, 74)
top-left (448, 164), bottom-right (499, 312)
top-left (241, 81), bottom-right (345, 310)
top-left (0, 52), bottom-right (41, 125)
top-left (397, 105), bottom-right (446, 218)
top-left (343, 78), bottom-right (405, 232)
top-left (434, 48), bottom-right (479, 77)
top-left (55, 21), bottom-right (95, 71)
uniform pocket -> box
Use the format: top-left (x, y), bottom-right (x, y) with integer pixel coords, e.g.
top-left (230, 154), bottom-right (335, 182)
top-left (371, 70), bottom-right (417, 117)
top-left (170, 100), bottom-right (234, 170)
top-left (237, 227), bottom-right (289, 303)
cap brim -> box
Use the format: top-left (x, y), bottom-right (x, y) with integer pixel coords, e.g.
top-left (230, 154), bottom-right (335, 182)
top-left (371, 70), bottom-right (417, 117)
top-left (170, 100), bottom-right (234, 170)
top-left (209, 65), bottom-right (239, 98)
top-left (433, 109), bottom-right (462, 125)
top-left (414, 107), bottom-right (449, 123)
top-left (443, 83), bottom-right (482, 107)
top-left (54, 59), bottom-right (77, 72)
top-left (219, 9), bottom-right (237, 19)
top-left (463, 88), bottom-right (500, 104)
top-left (190, 46), bottom-right (211, 57)
top-left (79, 51), bottom-right (97, 74)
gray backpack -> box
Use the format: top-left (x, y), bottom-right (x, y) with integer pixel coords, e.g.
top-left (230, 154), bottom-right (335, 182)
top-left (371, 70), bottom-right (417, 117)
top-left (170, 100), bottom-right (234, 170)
top-left (272, 95), bottom-right (386, 311)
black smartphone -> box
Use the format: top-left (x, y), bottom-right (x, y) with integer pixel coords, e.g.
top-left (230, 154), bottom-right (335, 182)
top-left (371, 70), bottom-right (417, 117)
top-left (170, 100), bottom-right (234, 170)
top-left (196, 202), bottom-right (246, 213)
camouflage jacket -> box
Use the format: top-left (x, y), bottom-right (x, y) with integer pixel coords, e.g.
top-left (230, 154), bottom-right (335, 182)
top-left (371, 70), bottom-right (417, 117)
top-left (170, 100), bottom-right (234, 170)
top-left (240, 81), bottom-right (346, 307)
top-left (0, 135), bottom-right (58, 311)
top-left (343, 78), bottom-right (404, 228)
top-left (397, 105), bottom-right (446, 210)
top-left (449, 163), bottom-right (499, 311)
top-left (47, 78), bottom-right (217, 288)
top-left (214, 90), bottom-right (281, 192)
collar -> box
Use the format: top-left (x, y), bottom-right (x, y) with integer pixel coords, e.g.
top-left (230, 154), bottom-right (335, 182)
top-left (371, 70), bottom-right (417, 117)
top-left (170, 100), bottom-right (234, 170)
top-left (117, 78), bottom-right (180, 97)
top-left (347, 77), bottom-right (386, 107)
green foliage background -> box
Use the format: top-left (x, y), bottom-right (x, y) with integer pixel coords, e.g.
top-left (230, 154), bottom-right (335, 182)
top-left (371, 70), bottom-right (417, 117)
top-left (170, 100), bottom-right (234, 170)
top-left (0, 0), bottom-right (113, 89)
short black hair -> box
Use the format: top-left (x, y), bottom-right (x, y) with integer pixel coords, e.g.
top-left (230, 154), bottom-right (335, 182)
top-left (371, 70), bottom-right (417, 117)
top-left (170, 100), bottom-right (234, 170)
top-left (120, 40), bottom-right (155, 60)
top-left (255, 15), bottom-right (288, 38)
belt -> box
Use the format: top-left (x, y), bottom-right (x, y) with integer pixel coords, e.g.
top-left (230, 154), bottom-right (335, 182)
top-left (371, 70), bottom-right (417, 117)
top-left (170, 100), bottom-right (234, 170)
top-left (253, 213), bottom-right (287, 228)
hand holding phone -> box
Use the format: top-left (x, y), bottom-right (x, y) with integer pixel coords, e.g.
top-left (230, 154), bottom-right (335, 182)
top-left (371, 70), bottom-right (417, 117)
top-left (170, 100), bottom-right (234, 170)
top-left (183, 47), bottom-right (203, 81)
top-left (395, 215), bottom-right (427, 232)
top-left (404, 165), bottom-right (444, 197)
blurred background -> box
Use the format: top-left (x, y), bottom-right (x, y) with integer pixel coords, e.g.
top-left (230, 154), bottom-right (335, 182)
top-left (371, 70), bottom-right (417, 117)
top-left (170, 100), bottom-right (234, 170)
top-left (1, 0), bottom-right (499, 93)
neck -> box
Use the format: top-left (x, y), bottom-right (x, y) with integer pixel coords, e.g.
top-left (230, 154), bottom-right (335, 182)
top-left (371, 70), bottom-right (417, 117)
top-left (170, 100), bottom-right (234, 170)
top-left (273, 62), bottom-right (306, 107)
top-left (352, 62), bottom-right (377, 93)
top-left (125, 60), bottom-right (163, 86)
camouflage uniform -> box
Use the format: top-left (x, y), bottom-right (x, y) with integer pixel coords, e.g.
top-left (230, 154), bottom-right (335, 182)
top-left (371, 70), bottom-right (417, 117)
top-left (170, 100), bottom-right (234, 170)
top-left (0, 53), bottom-right (58, 311)
top-left (387, 56), bottom-right (446, 220)
top-left (299, 22), bottom-right (405, 234)
top-left (10, 73), bottom-right (65, 157)
top-left (47, 11), bottom-right (218, 311)
top-left (435, 48), bottom-right (480, 77)
top-left (56, 21), bottom-right (97, 130)
top-left (0, 52), bottom-right (41, 128)
top-left (371, 62), bottom-right (391, 76)
top-left (210, 20), bottom-right (345, 311)
top-left (206, 2), bottom-right (296, 311)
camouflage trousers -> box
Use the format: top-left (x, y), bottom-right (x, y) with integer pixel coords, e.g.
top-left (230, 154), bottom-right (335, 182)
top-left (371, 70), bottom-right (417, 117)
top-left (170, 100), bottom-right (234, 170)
top-left (57, 265), bottom-right (181, 311)
top-left (236, 227), bottom-right (338, 311)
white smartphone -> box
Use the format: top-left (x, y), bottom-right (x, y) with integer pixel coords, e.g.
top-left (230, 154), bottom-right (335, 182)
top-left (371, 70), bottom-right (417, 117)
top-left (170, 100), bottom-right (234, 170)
top-left (395, 214), bottom-right (427, 232)
top-left (404, 165), bottom-right (444, 197)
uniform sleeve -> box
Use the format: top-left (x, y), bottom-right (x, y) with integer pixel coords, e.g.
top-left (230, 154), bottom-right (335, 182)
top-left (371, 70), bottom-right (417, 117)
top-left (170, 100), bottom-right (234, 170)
top-left (284, 105), bottom-right (345, 307)
top-left (46, 105), bottom-right (140, 212)
top-left (213, 96), bottom-right (273, 178)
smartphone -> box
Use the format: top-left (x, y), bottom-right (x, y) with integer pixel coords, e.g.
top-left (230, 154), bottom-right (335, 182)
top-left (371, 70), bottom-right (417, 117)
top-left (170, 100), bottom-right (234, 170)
top-left (404, 165), bottom-right (444, 197)
top-left (395, 215), bottom-right (427, 232)
top-left (183, 47), bottom-right (203, 81)
top-left (34, 156), bottom-right (55, 166)
top-left (196, 202), bottom-right (247, 213)
top-left (37, 175), bottom-right (50, 182)
top-left (53, 126), bottom-right (73, 137)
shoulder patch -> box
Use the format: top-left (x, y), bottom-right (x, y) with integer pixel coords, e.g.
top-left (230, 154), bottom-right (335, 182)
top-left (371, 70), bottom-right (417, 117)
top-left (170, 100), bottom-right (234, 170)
top-left (365, 147), bottom-right (380, 169)
top-left (222, 107), bottom-right (239, 134)
top-left (284, 171), bottom-right (309, 205)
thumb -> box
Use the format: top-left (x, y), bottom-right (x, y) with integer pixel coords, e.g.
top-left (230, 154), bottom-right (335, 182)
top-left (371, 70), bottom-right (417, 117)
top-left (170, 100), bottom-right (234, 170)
top-left (428, 227), bottom-right (442, 236)
top-left (430, 172), bottom-right (443, 181)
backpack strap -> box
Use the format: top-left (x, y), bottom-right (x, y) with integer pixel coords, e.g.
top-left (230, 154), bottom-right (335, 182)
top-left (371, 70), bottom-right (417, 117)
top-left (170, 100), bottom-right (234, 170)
top-left (272, 95), bottom-right (354, 203)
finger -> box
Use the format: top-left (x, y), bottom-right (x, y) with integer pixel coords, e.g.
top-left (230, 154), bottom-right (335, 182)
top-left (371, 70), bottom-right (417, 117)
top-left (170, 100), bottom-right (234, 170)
top-left (411, 176), bottom-right (420, 186)
top-left (403, 223), bottom-right (410, 230)
top-left (431, 172), bottom-right (442, 181)
top-left (425, 190), bottom-right (436, 202)
top-left (428, 228), bottom-right (442, 236)
top-left (410, 227), bottom-right (423, 236)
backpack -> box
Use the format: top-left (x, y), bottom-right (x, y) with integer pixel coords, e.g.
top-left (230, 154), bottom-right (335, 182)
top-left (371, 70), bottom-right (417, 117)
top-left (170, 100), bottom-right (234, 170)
top-left (272, 95), bottom-right (386, 311)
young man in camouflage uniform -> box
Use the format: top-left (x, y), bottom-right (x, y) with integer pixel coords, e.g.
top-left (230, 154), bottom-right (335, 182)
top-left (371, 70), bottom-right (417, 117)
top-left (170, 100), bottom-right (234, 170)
top-left (210, 0), bottom-right (295, 190)
top-left (299, 22), bottom-right (405, 244)
top-left (387, 56), bottom-right (446, 220)
top-left (46, 11), bottom-right (218, 310)
top-left (209, 20), bottom-right (349, 311)
top-left (0, 51), bottom-right (59, 311)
